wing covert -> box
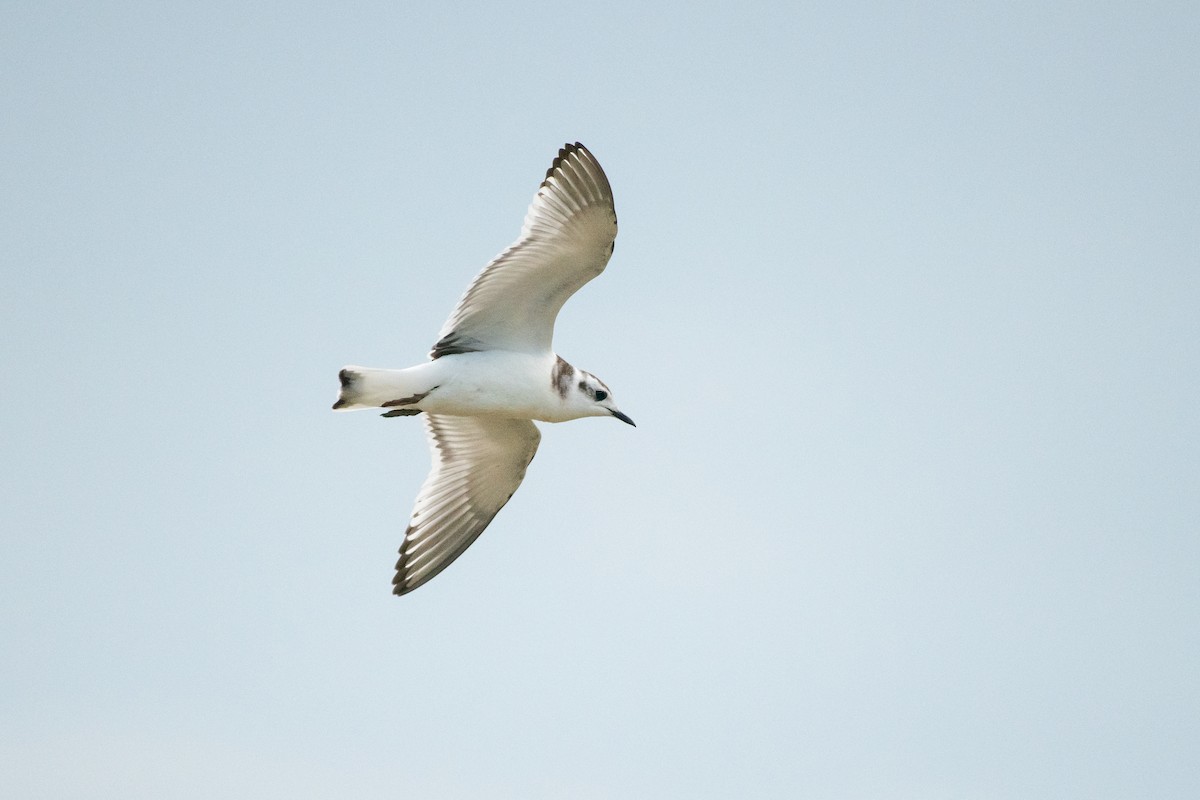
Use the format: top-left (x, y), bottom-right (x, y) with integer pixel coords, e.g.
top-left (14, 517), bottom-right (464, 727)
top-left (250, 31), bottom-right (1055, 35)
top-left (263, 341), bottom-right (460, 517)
top-left (430, 142), bottom-right (617, 358)
top-left (393, 415), bottom-right (541, 595)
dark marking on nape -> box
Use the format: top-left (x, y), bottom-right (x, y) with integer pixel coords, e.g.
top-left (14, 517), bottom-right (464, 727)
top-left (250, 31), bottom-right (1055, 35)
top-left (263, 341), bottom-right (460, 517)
top-left (381, 408), bottom-right (423, 418)
top-left (430, 332), bottom-right (485, 360)
top-left (551, 356), bottom-right (575, 399)
top-left (382, 387), bottom-right (435, 407)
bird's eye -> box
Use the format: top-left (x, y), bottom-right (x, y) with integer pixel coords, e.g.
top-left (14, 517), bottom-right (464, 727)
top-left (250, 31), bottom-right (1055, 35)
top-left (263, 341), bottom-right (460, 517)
top-left (594, 390), bottom-right (608, 402)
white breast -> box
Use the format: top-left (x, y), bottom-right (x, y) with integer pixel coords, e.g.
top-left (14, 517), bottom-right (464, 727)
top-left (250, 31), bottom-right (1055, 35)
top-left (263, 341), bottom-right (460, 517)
top-left (421, 351), bottom-right (567, 421)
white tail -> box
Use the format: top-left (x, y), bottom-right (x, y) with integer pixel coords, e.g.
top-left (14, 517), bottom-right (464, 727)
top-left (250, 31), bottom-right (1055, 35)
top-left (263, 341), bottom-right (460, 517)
top-left (332, 365), bottom-right (431, 413)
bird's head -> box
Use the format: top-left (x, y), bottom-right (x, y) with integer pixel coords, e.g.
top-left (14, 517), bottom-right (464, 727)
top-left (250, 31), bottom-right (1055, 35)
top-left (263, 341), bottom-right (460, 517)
top-left (552, 356), bottom-right (634, 425)
top-left (576, 372), bottom-right (635, 426)
top-left (564, 371), bottom-right (638, 429)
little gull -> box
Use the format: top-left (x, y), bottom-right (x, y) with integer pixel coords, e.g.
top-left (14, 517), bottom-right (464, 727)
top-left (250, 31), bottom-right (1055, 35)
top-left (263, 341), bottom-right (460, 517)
top-left (333, 142), bottom-right (634, 595)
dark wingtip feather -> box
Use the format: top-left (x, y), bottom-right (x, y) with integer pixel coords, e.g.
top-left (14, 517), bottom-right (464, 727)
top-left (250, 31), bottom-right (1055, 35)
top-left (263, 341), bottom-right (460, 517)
top-left (543, 142), bottom-right (588, 183)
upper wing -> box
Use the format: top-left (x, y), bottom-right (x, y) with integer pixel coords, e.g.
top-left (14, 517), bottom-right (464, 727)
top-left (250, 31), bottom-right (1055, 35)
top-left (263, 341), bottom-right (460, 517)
top-left (393, 414), bottom-right (541, 595)
top-left (430, 142), bottom-right (617, 358)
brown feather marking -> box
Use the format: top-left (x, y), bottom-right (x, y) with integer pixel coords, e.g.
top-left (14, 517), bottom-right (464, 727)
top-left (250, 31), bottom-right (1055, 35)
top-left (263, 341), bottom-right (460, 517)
top-left (551, 356), bottom-right (574, 399)
top-left (381, 388), bottom-right (435, 407)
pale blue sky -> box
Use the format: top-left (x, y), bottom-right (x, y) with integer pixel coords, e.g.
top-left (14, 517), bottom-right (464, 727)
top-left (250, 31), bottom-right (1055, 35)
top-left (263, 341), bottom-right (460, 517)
top-left (2, 2), bottom-right (1198, 798)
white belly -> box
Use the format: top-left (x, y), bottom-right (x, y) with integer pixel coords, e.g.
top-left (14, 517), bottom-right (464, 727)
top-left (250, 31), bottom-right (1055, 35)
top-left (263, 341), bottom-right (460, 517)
top-left (421, 351), bottom-right (567, 421)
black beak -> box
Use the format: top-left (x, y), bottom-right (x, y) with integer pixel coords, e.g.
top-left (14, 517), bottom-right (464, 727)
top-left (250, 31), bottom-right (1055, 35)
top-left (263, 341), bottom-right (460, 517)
top-left (610, 409), bottom-right (636, 427)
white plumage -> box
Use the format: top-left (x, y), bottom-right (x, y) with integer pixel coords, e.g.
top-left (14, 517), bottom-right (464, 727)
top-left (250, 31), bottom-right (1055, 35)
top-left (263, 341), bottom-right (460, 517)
top-left (334, 143), bottom-right (634, 595)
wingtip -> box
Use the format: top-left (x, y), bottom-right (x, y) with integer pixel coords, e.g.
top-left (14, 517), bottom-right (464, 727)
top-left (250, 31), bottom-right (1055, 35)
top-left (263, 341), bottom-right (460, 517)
top-left (392, 533), bottom-right (419, 596)
top-left (392, 566), bottom-right (412, 595)
top-left (544, 141), bottom-right (589, 182)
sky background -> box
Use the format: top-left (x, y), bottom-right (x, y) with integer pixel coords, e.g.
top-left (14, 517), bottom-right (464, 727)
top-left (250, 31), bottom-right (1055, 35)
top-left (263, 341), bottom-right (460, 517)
top-left (2, 2), bottom-right (1198, 798)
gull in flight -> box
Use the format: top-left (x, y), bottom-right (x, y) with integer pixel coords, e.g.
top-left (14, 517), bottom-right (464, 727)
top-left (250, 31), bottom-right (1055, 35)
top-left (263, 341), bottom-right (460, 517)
top-left (333, 142), bottom-right (634, 595)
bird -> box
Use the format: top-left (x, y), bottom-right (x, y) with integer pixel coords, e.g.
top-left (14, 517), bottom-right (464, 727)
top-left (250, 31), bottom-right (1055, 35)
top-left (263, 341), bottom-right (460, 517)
top-left (333, 142), bottom-right (634, 595)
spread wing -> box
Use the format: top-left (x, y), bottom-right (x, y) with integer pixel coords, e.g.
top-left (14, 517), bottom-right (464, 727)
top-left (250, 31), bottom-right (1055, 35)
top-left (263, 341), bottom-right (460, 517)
top-left (430, 142), bottom-right (617, 359)
top-left (393, 415), bottom-right (541, 595)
